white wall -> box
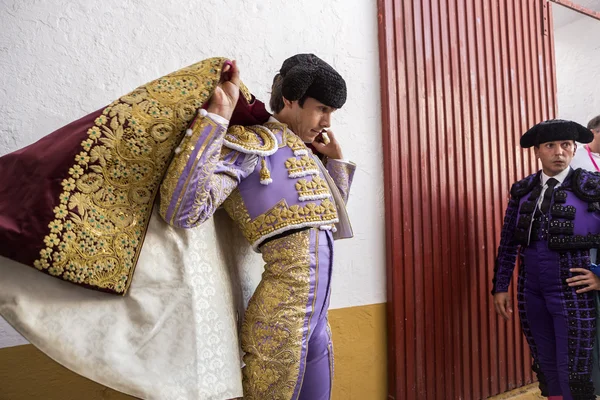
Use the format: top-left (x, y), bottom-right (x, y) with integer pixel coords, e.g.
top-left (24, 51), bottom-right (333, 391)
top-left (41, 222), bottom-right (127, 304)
top-left (554, 13), bottom-right (600, 125)
top-left (0, 0), bottom-right (386, 347)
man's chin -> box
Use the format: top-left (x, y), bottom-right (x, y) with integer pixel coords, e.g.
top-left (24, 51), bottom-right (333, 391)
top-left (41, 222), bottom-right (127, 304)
top-left (547, 164), bottom-right (567, 174)
top-left (302, 135), bottom-right (319, 144)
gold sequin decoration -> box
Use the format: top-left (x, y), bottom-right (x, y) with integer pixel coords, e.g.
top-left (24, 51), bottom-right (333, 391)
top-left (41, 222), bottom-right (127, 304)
top-left (259, 158), bottom-right (272, 184)
top-left (33, 57), bottom-right (251, 294)
top-left (282, 126), bottom-right (308, 154)
top-left (295, 176), bottom-right (331, 200)
top-left (284, 155), bottom-right (319, 178)
top-left (241, 229), bottom-right (312, 399)
top-left (223, 190), bottom-right (338, 247)
top-left (224, 125), bottom-right (278, 155)
top-left (264, 121), bottom-right (306, 152)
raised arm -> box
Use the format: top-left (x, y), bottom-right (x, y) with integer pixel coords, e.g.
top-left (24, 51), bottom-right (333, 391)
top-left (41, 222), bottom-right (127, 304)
top-left (159, 111), bottom-right (256, 228)
top-left (159, 60), bottom-right (256, 228)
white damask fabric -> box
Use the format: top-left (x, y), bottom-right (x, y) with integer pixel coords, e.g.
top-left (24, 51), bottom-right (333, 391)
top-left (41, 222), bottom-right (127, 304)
top-left (0, 207), bottom-right (263, 400)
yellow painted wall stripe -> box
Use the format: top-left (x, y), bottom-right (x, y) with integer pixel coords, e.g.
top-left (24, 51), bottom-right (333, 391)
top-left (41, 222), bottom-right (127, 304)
top-left (0, 303), bottom-right (387, 400)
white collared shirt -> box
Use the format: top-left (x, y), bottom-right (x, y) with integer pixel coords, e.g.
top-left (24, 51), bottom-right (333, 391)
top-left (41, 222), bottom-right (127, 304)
top-left (537, 167), bottom-right (571, 211)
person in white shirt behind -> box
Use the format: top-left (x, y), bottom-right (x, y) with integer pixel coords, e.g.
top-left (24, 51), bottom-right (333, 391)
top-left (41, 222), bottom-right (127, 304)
top-left (570, 114), bottom-right (600, 397)
top-left (571, 115), bottom-right (600, 171)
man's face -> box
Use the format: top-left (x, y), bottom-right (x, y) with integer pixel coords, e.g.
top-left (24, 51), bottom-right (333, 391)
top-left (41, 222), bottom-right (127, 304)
top-left (283, 97), bottom-right (337, 143)
top-left (534, 140), bottom-right (576, 176)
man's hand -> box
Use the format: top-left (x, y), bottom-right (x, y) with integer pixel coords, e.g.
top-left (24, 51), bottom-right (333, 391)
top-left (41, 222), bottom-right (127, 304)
top-left (567, 268), bottom-right (600, 293)
top-left (494, 292), bottom-right (513, 320)
top-left (206, 60), bottom-right (240, 121)
top-left (312, 130), bottom-right (344, 159)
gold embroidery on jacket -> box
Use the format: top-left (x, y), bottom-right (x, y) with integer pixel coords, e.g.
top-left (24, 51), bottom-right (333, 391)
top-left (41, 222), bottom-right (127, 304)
top-left (160, 118), bottom-right (221, 226)
top-left (224, 125), bottom-right (278, 155)
top-left (325, 159), bottom-right (355, 204)
top-left (284, 128), bottom-right (309, 156)
top-left (223, 191), bottom-right (337, 246)
top-left (285, 155), bottom-right (319, 178)
top-left (33, 57), bottom-right (252, 294)
top-left (295, 176), bottom-right (331, 201)
top-left (264, 122), bottom-right (289, 149)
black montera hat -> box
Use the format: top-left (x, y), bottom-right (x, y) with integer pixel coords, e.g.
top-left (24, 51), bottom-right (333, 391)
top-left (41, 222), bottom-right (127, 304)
top-left (279, 53), bottom-right (347, 109)
top-left (520, 119), bottom-right (593, 148)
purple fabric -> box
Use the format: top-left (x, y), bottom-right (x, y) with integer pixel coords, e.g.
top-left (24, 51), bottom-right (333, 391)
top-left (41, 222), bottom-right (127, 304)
top-left (238, 142), bottom-right (302, 220)
top-left (568, 194), bottom-right (600, 236)
top-left (290, 229), bottom-right (320, 400)
top-left (237, 136), bottom-right (330, 220)
top-left (325, 159), bottom-right (355, 204)
top-left (515, 171), bottom-right (600, 238)
top-left (519, 241), bottom-right (595, 400)
top-left (493, 171), bottom-right (600, 294)
top-left (163, 117), bottom-right (251, 228)
top-left (293, 229), bottom-right (334, 400)
top-left (492, 195), bottom-right (520, 293)
top-left (166, 117), bottom-right (226, 226)
top-left (495, 169), bottom-right (600, 397)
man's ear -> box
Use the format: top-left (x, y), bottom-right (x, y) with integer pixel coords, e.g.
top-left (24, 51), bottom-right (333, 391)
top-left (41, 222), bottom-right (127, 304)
top-left (283, 97), bottom-right (294, 109)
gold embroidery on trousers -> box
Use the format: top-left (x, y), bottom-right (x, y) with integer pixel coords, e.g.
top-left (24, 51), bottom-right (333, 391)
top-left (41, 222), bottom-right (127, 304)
top-left (241, 230), bottom-right (312, 399)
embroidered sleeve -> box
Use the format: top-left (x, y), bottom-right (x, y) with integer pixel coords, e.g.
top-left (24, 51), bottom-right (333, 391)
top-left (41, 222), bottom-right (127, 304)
top-left (492, 195), bottom-right (520, 294)
top-left (325, 158), bottom-right (356, 204)
top-left (159, 113), bottom-right (257, 228)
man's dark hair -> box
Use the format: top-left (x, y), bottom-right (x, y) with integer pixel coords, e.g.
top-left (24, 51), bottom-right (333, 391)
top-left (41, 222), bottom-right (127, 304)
top-left (587, 115), bottom-right (600, 131)
top-left (269, 74), bottom-right (307, 113)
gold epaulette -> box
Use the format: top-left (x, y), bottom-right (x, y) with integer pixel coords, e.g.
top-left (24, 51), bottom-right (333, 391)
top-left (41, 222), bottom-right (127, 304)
top-left (223, 125), bottom-right (278, 156)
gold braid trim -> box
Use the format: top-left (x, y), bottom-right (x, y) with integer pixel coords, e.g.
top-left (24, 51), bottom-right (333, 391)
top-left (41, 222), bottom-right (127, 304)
top-left (223, 190), bottom-right (338, 248)
top-left (224, 125), bottom-right (278, 156)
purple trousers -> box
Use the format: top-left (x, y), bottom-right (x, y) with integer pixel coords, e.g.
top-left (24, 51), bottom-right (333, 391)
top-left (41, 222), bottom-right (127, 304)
top-left (519, 241), bottom-right (596, 400)
top-left (241, 228), bottom-right (334, 400)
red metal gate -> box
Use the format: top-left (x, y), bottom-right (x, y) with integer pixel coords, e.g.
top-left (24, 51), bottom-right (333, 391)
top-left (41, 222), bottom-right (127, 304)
top-left (378, 0), bottom-right (557, 398)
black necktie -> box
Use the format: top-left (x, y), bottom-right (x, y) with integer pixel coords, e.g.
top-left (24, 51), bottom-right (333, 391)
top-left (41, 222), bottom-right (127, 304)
top-left (540, 178), bottom-right (559, 214)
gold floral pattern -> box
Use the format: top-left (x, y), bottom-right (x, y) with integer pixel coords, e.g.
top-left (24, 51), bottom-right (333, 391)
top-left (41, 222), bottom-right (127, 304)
top-left (285, 155), bottom-right (319, 178)
top-left (159, 117), bottom-right (222, 226)
top-left (241, 230), bottom-right (312, 399)
top-left (224, 125), bottom-right (278, 156)
top-left (223, 191), bottom-right (338, 248)
top-left (278, 124), bottom-right (308, 155)
top-left (325, 159), bottom-right (356, 204)
top-left (295, 176), bottom-right (331, 201)
top-left (264, 122), bottom-right (306, 153)
top-left (33, 57), bottom-right (250, 294)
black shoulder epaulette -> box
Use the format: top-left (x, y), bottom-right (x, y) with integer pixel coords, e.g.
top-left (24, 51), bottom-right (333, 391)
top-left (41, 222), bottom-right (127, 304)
top-left (510, 172), bottom-right (540, 199)
top-left (571, 168), bottom-right (600, 202)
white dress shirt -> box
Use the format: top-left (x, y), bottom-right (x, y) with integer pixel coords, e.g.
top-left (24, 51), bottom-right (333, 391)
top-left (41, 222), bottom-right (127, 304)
top-left (537, 167), bottom-right (571, 212)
